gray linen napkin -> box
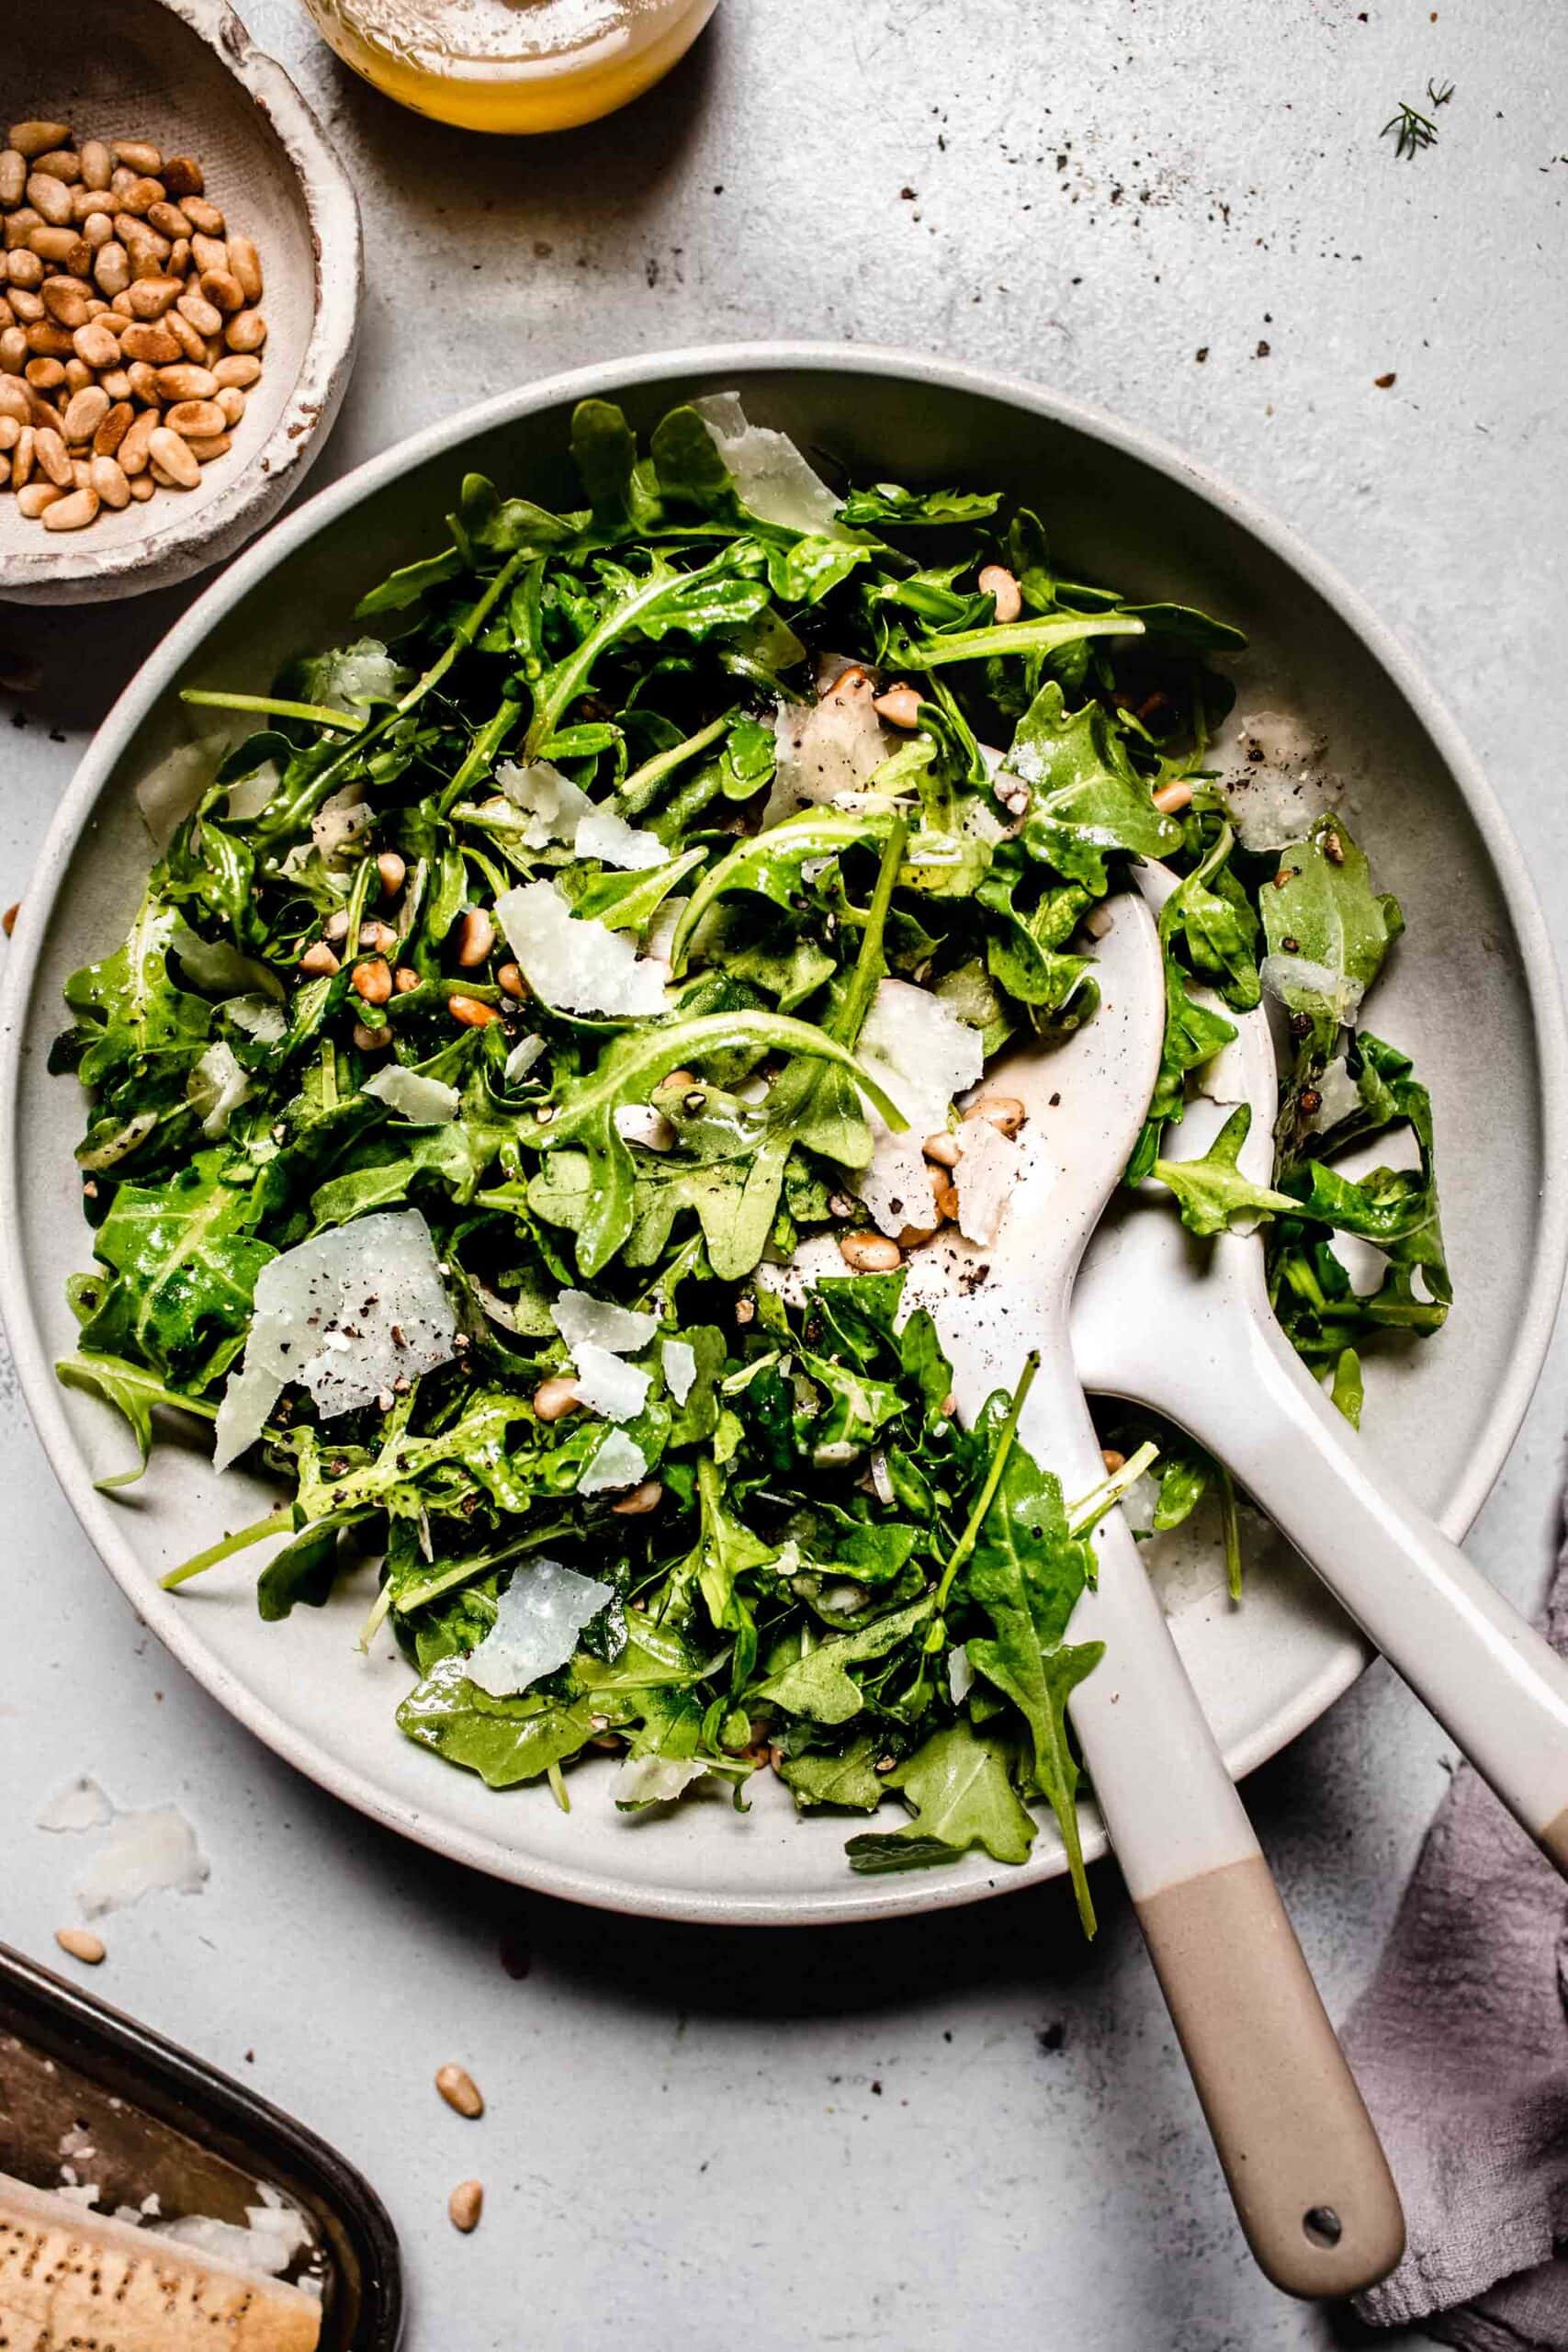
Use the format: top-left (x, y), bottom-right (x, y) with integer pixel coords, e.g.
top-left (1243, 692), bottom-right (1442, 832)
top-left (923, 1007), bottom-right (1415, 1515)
top-left (1341, 1533), bottom-right (1568, 2344)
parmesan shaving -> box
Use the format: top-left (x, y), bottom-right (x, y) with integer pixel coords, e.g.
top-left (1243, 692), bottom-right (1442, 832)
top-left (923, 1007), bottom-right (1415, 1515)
top-left (763, 670), bottom-right (890, 829)
top-left (1307, 1053), bottom-right (1362, 1134)
top-left (186, 1041), bottom-right (249, 1138)
top-left (661, 1338), bottom-right (697, 1406)
top-left (362, 1065), bottom-right (461, 1125)
top-left (578, 1428), bottom-right (649, 1494)
top-left (213, 1209), bottom-right (457, 1470)
top-left (953, 1117), bottom-right (1018, 1245)
top-left (1222, 709), bottom-right (1342, 851)
top-left (134, 739), bottom-right (217, 850)
top-left (465, 1559), bottom-right (613, 1696)
top-left (1260, 950), bottom-right (1366, 1026)
top-left (74, 1804), bottom-right (209, 1918)
top-left (851, 978), bottom-right (985, 1237)
top-left (947, 1646), bottom-right (976, 1705)
top-left (37, 1776), bottom-right (113, 1834)
top-left (223, 760), bottom-right (281, 821)
top-left (613, 1754), bottom-right (707, 1805)
top-left (576, 803), bottom-right (671, 870)
top-left (615, 1102), bottom-right (675, 1150)
top-left (503, 1034), bottom-right (547, 1086)
top-left (310, 784), bottom-right (374, 865)
top-left (496, 760), bottom-right (666, 869)
top-left (569, 1343), bottom-right (651, 1422)
top-left (315, 638), bottom-right (401, 711)
top-left (223, 993), bottom-right (288, 1045)
top-left (692, 390), bottom-right (849, 538)
top-left (496, 878), bottom-right (668, 1016)
top-left (552, 1290), bottom-right (659, 1356)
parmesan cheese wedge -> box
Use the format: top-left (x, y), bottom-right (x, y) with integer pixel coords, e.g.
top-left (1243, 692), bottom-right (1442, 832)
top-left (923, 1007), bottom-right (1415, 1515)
top-left (0, 2173), bottom-right (321, 2352)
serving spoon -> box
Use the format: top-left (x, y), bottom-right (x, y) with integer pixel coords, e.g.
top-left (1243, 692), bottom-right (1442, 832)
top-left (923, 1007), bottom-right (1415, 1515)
top-left (793, 884), bottom-right (1404, 2297)
top-left (1073, 861), bottom-right (1568, 1877)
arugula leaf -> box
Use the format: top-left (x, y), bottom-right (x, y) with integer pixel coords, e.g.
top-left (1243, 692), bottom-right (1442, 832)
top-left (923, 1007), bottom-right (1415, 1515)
top-left (845, 1724), bottom-right (1036, 1871)
top-left (1260, 818), bottom-right (1404, 1047)
top-left (1152, 1106), bottom-right (1300, 1238)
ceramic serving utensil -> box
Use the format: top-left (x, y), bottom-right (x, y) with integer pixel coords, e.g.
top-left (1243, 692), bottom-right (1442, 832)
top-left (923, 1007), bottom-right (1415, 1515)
top-left (793, 885), bottom-right (1404, 2297)
top-left (1073, 863), bottom-right (1568, 1875)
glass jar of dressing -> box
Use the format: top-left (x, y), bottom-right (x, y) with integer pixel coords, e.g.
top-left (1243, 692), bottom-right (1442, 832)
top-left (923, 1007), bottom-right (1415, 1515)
top-left (299, 0), bottom-right (718, 133)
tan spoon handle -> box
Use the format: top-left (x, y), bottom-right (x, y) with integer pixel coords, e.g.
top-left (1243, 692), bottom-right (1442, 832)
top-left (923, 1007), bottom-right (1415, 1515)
top-left (1134, 1856), bottom-right (1405, 2297)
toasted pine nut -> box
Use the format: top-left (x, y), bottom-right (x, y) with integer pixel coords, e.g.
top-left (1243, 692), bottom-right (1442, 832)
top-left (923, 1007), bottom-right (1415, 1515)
top-left (80, 140), bottom-right (112, 191)
top-left (128, 470), bottom-right (153, 500)
top-left (61, 385), bottom-right (108, 445)
top-left (93, 400), bottom-right (132, 457)
top-left (27, 175), bottom-right (73, 228)
top-left (1083, 902), bottom-right (1115, 939)
top-left (435, 2063), bottom-right (485, 2117)
top-left (41, 485), bottom-right (97, 531)
top-left (188, 232), bottom-right (229, 277)
top-left (146, 425), bottom-right (198, 486)
top-left (215, 385), bottom-right (245, 425)
top-left (187, 432), bottom-right (234, 469)
top-left (16, 481), bottom-right (61, 517)
top-left (40, 277), bottom-right (90, 330)
top-left (226, 232), bottom-right (264, 303)
top-left (0, 417), bottom-right (16, 451)
top-left (962, 1094), bottom-right (1025, 1137)
top-left (299, 941), bottom-right (339, 977)
top-left (7, 248), bottom-right (44, 287)
top-left (200, 266), bottom-right (244, 315)
top-left (89, 453), bottom-right (130, 509)
top-left (978, 563), bottom-right (1023, 623)
top-left (125, 275), bottom-right (182, 320)
top-left (212, 352), bottom-right (262, 390)
top-left (838, 1230), bottom-right (903, 1272)
top-left (1, 903), bottom-right (17, 935)
top-left (31, 150), bottom-right (81, 186)
top-left (533, 1376), bottom-right (580, 1422)
top-left (323, 909), bottom-right (351, 943)
top-left (164, 397), bottom-right (226, 438)
top-left (610, 1480), bottom-right (664, 1516)
top-left (54, 1926), bottom-right (107, 1964)
top-left (1151, 780), bottom-right (1194, 815)
top-left (448, 2180), bottom-right (483, 2234)
top-left (117, 407), bottom-right (156, 475)
top-left (73, 319), bottom-right (119, 370)
top-left (225, 307), bottom-right (266, 354)
top-left (873, 682), bottom-right (923, 729)
top-left (162, 155), bottom-right (205, 198)
top-left (93, 242), bottom-right (130, 298)
top-left (0, 153), bottom-right (25, 209)
top-left (146, 199), bottom-right (192, 240)
top-left (83, 213), bottom-right (113, 251)
top-left (119, 321), bottom-right (180, 366)
top-left (394, 966), bottom-right (421, 994)
top-left (8, 124), bottom-right (72, 162)
top-left (456, 908), bottom-right (495, 967)
top-left (0, 328), bottom-right (25, 374)
top-left (183, 197), bottom-right (226, 236)
top-left (118, 175), bottom-right (165, 219)
top-left (923, 1129), bottom-right (961, 1168)
top-left (10, 423), bottom-right (33, 484)
top-left (352, 957), bottom-right (392, 1006)
top-left (0, 378), bottom-right (28, 425)
top-left (932, 1173), bottom-right (960, 1221)
top-left (352, 1020), bottom-right (391, 1052)
top-left (112, 141), bottom-right (164, 175)
top-left (33, 426), bottom-right (70, 484)
top-left (1100, 1449), bottom-right (1126, 1475)
top-left (359, 919), bottom-right (398, 954)
top-left (448, 992), bottom-right (501, 1028)
top-left (377, 850), bottom-right (406, 897)
top-left (28, 228), bottom-right (85, 269)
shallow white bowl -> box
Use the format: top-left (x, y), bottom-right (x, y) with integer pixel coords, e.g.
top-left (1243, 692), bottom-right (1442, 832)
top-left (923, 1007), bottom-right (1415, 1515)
top-left (0, 0), bottom-right (360, 605)
top-left (4, 344), bottom-right (1564, 1923)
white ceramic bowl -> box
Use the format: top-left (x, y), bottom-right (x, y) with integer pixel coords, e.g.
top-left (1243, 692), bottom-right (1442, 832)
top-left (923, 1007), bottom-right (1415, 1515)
top-left (4, 345), bottom-right (1564, 1923)
top-left (0, 0), bottom-right (361, 605)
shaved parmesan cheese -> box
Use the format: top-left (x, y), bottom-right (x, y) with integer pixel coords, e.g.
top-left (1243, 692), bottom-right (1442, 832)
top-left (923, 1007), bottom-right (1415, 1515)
top-left (1306, 1053), bottom-right (1362, 1134)
top-left (858, 1131), bottom-right (939, 1242)
top-left (576, 803), bottom-right (670, 870)
top-left (615, 1102), bottom-right (675, 1150)
top-left (552, 1290), bottom-right (659, 1356)
top-left (37, 1776), bottom-right (113, 1834)
top-left (224, 993), bottom-right (288, 1045)
top-left (310, 784), bottom-right (374, 864)
top-left (947, 1646), bottom-right (975, 1705)
top-left (1260, 950), bottom-right (1365, 1026)
top-left (644, 897), bottom-right (687, 966)
top-left (578, 1428), bottom-right (649, 1494)
top-left (661, 1338), bottom-right (697, 1405)
top-left (496, 758), bottom-right (591, 849)
top-left (362, 1065), bottom-right (460, 1125)
top-left (953, 1117), bottom-right (1018, 1245)
top-left (74, 1804), bottom-right (209, 1918)
top-left (213, 1209), bottom-right (457, 1470)
top-left (693, 390), bottom-right (848, 538)
top-left (317, 638), bottom-right (401, 711)
top-left (570, 1344), bottom-right (652, 1422)
top-left (503, 1034), bottom-right (547, 1086)
top-left (764, 669), bottom-right (890, 828)
top-left (224, 760), bottom-right (281, 822)
top-left (497, 878), bottom-right (668, 1016)
top-left (613, 1754), bottom-right (708, 1805)
top-left (858, 978), bottom-right (985, 1134)
top-left (135, 739), bottom-right (218, 850)
top-left (1222, 709), bottom-right (1342, 851)
top-left (496, 760), bottom-right (666, 870)
top-left (187, 1041), bottom-right (249, 1138)
top-left (465, 1558), bottom-right (613, 1697)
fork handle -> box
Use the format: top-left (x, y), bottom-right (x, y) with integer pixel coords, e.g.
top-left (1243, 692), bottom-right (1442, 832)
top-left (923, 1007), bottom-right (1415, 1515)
top-left (1178, 1311), bottom-right (1568, 1872)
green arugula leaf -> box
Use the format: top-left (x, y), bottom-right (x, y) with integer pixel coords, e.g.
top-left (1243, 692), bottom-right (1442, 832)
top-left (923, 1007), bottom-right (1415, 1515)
top-left (845, 1724), bottom-right (1037, 1871)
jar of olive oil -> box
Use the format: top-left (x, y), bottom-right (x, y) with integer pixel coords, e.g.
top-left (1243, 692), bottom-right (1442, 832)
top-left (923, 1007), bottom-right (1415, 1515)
top-left (300, 0), bottom-right (718, 133)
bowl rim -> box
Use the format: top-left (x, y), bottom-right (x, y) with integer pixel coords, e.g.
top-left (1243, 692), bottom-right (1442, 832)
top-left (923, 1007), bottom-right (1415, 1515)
top-left (5, 338), bottom-right (1565, 1924)
top-left (0, 0), bottom-right (362, 604)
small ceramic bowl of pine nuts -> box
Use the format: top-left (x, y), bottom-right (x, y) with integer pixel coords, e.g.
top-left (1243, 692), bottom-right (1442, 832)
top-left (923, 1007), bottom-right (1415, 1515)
top-left (0, 0), bottom-right (361, 605)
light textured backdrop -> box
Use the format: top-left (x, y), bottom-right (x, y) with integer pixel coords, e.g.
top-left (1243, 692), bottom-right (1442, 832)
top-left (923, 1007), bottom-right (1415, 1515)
top-left (2, 5), bottom-right (1565, 2346)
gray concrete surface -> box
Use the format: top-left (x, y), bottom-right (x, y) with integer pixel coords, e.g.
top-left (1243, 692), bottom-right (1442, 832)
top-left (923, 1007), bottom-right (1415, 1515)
top-left (3, 4), bottom-right (1566, 2346)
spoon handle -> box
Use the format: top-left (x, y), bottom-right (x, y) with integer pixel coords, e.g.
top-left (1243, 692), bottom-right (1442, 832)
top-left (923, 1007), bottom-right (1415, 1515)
top-left (1047, 1373), bottom-right (1404, 2296)
top-left (1178, 1310), bottom-right (1568, 1873)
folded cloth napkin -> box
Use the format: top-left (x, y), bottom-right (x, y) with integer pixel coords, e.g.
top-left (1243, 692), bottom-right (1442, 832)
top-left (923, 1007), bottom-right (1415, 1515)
top-left (1341, 1528), bottom-right (1568, 2346)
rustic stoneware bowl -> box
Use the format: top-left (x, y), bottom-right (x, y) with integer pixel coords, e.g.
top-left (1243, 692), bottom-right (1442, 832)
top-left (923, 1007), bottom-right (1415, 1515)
top-left (0, 0), bottom-right (360, 605)
top-left (3, 345), bottom-right (1564, 1923)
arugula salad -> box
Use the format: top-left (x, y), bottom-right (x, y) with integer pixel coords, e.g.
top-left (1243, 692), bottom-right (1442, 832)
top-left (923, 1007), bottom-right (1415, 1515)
top-left (51, 392), bottom-right (1447, 1921)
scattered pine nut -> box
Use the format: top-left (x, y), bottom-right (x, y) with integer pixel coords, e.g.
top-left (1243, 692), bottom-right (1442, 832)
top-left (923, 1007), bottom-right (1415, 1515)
top-left (838, 1230), bottom-right (903, 1272)
top-left (978, 563), bottom-right (1023, 623)
top-left (922, 1129), bottom-right (961, 1169)
top-left (873, 682), bottom-right (923, 729)
top-left (54, 1925), bottom-right (106, 1964)
top-left (377, 850), bottom-right (406, 897)
top-left (533, 1376), bottom-right (580, 1422)
top-left (2, 901), bottom-right (18, 935)
top-left (351, 1020), bottom-right (390, 1051)
top-left (448, 992), bottom-right (501, 1027)
top-left (435, 2062), bottom-right (485, 2118)
top-left (496, 961), bottom-right (526, 1000)
top-left (351, 957), bottom-right (392, 1006)
top-left (448, 2179), bottom-right (483, 2234)
top-left (1151, 780), bottom-right (1194, 816)
top-left (456, 908), bottom-right (495, 967)
top-left (299, 941), bottom-right (339, 977)
top-left (962, 1094), bottom-right (1025, 1136)
top-left (610, 1480), bottom-right (664, 1517)
top-left (1100, 1449), bottom-right (1126, 1475)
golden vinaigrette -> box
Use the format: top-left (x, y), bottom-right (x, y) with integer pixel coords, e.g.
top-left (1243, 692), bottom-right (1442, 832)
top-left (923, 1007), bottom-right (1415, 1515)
top-left (299, 0), bottom-right (718, 132)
